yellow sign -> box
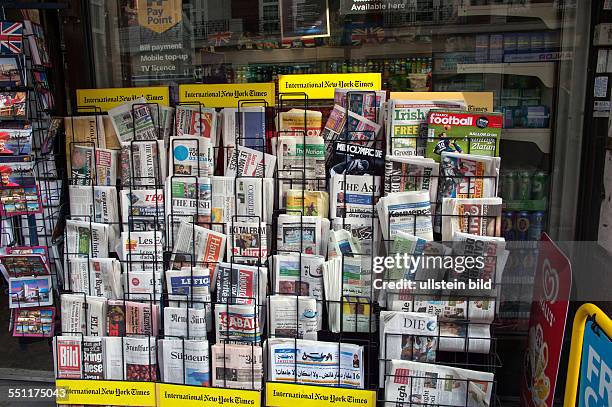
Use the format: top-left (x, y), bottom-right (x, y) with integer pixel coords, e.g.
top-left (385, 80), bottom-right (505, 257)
top-left (179, 83), bottom-right (276, 108)
top-left (266, 382), bottom-right (376, 407)
top-left (76, 87), bottom-right (170, 112)
top-left (390, 92), bottom-right (494, 112)
top-left (56, 379), bottom-right (156, 406)
top-left (136, 0), bottom-right (182, 34)
top-left (278, 73), bottom-right (381, 100)
top-left (157, 383), bottom-right (261, 407)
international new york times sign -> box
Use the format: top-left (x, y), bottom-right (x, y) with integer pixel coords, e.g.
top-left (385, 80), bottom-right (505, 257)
top-left (341, 0), bottom-right (409, 13)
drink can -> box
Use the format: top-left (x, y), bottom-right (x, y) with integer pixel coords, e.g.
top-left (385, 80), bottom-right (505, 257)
top-left (501, 171), bottom-right (517, 201)
top-left (517, 171), bottom-right (531, 200)
top-left (503, 211), bottom-right (515, 241)
top-left (531, 171), bottom-right (548, 200)
top-left (515, 211), bottom-right (530, 240)
top-left (529, 211), bottom-right (545, 240)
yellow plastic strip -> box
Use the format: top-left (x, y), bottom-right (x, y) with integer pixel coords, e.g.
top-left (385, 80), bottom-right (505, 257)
top-left (563, 303), bottom-right (612, 406)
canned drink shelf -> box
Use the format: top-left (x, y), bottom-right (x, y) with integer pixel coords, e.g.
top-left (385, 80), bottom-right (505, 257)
top-left (503, 199), bottom-right (548, 212)
top-left (458, 2), bottom-right (561, 30)
top-left (501, 128), bottom-right (552, 154)
top-left (456, 62), bottom-right (556, 88)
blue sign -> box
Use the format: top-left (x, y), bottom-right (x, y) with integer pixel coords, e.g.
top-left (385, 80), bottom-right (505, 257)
top-left (579, 320), bottom-right (612, 407)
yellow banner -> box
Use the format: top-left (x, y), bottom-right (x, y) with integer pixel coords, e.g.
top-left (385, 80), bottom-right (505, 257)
top-left (179, 83), bottom-right (276, 107)
top-left (76, 87), bottom-right (170, 112)
top-left (56, 379), bottom-right (156, 406)
top-left (389, 92), bottom-right (494, 112)
top-left (266, 383), bottom-right (376, 407)
top-left (278, 73), bottom-right (381, 100)
top-left (157, 383), bottom-right (261, 407)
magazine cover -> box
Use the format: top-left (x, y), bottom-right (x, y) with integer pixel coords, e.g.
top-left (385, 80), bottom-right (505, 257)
top-left (0, 92), bottom-right (27, 119)
top-left (12, 307), bottom-right (55, 337)
top-left (426, 110), bottom-right (502, 162)
top-left (327, 140), bottom-right (385, 177)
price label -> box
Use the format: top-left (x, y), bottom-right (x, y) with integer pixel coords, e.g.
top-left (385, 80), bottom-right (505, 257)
top-left (266, 382), bottom-right (376, 407)
top-left (56, 379), bottom-right (156, 406)
top-left (157, 383), bottom-right (262, 407)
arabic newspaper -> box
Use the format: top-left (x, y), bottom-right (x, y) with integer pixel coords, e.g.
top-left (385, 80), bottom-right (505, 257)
top-left (268, 295), bottom-right (318, 340)
top-left (211, 343), bottom-right (263, 390)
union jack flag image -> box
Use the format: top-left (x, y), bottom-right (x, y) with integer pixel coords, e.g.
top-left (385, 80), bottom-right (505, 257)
top-left (0, 22), bottom-right (23, 54)
top-left (351, 27), bottom-right (384, 46)
top-left (207, 31), bottom-right (232, 47)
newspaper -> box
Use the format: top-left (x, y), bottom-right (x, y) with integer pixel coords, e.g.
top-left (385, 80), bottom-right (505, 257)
top-left (65, 219), bottom-right (109, 259)
top-left (60, 294), bottom-right (106, 336)
top-left (377, 191), bottom-right (433, 241)
top-left (66, 257), bottom-right (122, 298)
top-left (379, 311), bottom-right (438, 387)
top-left (408, 299), bottom-right (496, 324)
top-left (214, 262), bottom-right (267, 305)
top-left (211, 343), bottom-right (263, 390)
top-left (120, 188), bottom-right (165, 231)
top-left (439, 322), bottom-right (491, 354)
top-left (384, 156), bottom-right (439, 214)
top-left (70, 145), bottom-right (118, 186)
top-left (222, 106), bottom-right (266, 155)
top-left (120, 139), bottom-right (166, 189)
top-left (276, 215), bottom-right (329, 256)
top-left (163, 307), bottom-right (208, 339)
top-left (277, 109), bottom-right (322, 137)
top-left (321, 105), bottom-right (381, 155)
top-left (106, 299), bottom-right (159, 336)
top-left (210, 176), bottom-right (274, 229)
top-left (334, 89), bottom-right (387, 125)
top-left (330, 174), bottom-right (381, 219)
top-left (64, 115), bottom-right (106, 173)
top-left (175, 105), bottom-right (218, 140)
top-left (268, 295), bottom-right (318, 340)
top-left (160, 339), bottom-right (210, 386)
top-left (124, 336), bottom-right (157, 381)
top-left (384, 360), bottom-right (494, 407)
top-left (169, 136), bottom-right (214, 177)
top-left (150, 104), bottom-right (175, 146)
top-left (215, 304), bottom-right (262, 345)
top-left (169, 221), bottom-right (226, 270)
top-left (273, 135), bottom-right (326, 179)
top-left (441, 197), bottom-right (503, 242)
top-left (271, 253), bottom-right (325, 330)
top-left (227, 222), bottom-right (269, 264)
top-left (82, 336), bottom-right (104, 380)
top-left (123, 269), bottom-right (163, 301)
top-left (332, 216), bottom-right (380, 256)
top-left (226, 145), bottom-right (276, 178)
top-left (108, 98), bottom-right (158, 143)
top-left (69, 185), bottom-right (120, 245)
top-left (387, 99), bottom-right (465, 157)
top-left (436, 151), bottom-right (501, 233)
top-left (267, 338), bottom-right (364, 389)
top-left (119, 231), bottom-right (164, 272)
top-left (285, 190), bottom-right (329, 217)
top-left (165, 176), bottom-right (211, 235)
top-left (53, 336), bottom-right (82, 379)
top-left (166, 266), bottom-right (211, 302)
top-left (102, 337), bottom-right (123, 380)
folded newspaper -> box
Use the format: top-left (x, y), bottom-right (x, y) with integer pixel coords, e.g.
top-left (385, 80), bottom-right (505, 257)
top-left (377, 191), bottom-right (433, 241)
top-left (70, 145), bottom-right (118, 186)
top-left (69, 185), bottom-right (119, 246)
top-left (169, 135), bottom-right (214, 177)
top-left (108, 98), bottom-right (158, 143)
top-left (268, 295), bottom-right (318, 340)
top-left (65, 257), bottom-right (122, 298)
top-left (120, 188), bottom-right (165, 231)
top-left (276, 214), bottom-right (329, 256)
top-left (384, 156), bottom-right (439, 212)
top-left (211, 343), bottom-right (263, 390)
top-left (120, 139), bottom-right (166, 189)
top-left (169, 220), bottom-right (226, 270)
top-left (330, 174), bottom-right (381, 219)
top-left (442, 197), bottom-right (503, 242)
top-left (159, 338), bottom-right (210, 386)
top-left (226, 145), bottom-right (276, 178)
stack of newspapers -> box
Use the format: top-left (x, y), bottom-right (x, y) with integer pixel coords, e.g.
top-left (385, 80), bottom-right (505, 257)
top-left (52, 90), bottom-right (508, 402)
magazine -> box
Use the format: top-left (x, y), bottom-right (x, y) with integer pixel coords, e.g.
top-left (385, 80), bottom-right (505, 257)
top-left (379, 311), bottom-right (439, 387)
top-left (211, 343), bottom-right (263, 390)
top-left (124, 336), bottom-right (157, 381)
top-left (441, 197), bottom-right (503, 242)
top-left (387, 99), bottom-right (465, 157)
top-left (268, 295), bottom-right (318, 340)
top-left (169, 136), bottom-right (214, 177)
top-left (225, 145), bottom-right (276, 178)
top-left (327, 140), bottom-right (385, 178)
top-left (330, 174), bottom-right (381, 219)
top-left (267, 338), bottom-right (364, 389)
top-left (384, 360), bottom-right (494, 407)
top-left (108, 98), bottom-right (158, 143)
top-left (70, 145), bottom-right (118, 186)
top-left (377, 191), bottom-right (433, 241)
top-left (426, 110), bottom-right (502, 162)
top-left (120, 139), bottom-right (166, 189)
top-left (120, 188), bottom-right (165, 231)
top-left (160, 339), bottom-right (210, 386)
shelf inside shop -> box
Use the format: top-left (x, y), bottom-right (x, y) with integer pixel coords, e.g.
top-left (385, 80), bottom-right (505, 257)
top-left (456, 62), bottom-right (556, 87)
top-left (501, 128), bottom-right (552, 154)
top-left (458, 2), bottom-right (561, 29)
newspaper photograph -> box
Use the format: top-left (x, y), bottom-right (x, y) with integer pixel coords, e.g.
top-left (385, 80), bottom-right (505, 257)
top-left (267, 338), bottom-right (364, 388)
top-left (211, 343), bottom-right (263, 390)
top-left (268, 295), bottom-right (318, 340)
top-left (108, 97), bottom-right (158, 143)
